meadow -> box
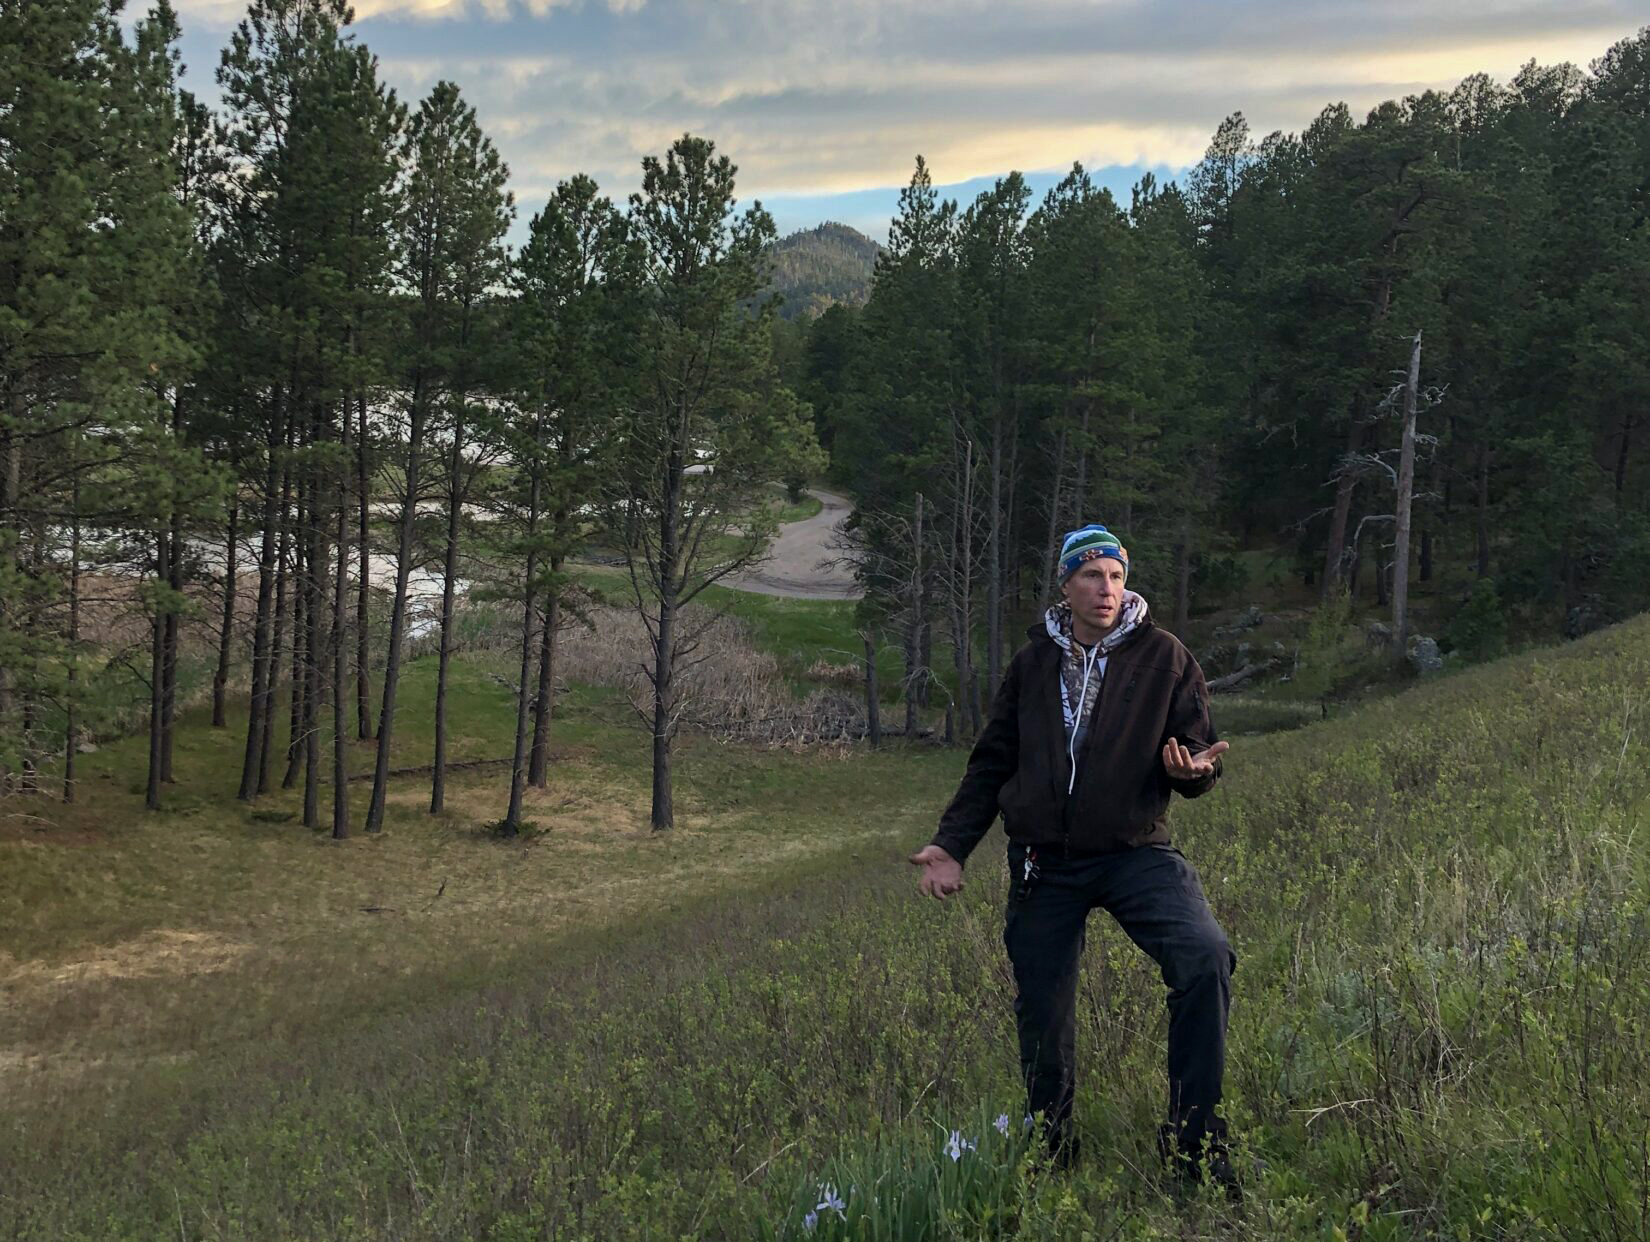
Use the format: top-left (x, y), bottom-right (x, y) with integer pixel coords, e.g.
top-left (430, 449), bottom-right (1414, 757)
top-left (2, 598), bottom-right (1647, 1241)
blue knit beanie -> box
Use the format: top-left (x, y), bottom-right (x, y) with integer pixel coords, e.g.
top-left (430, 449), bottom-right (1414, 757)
top-left (1058, 525), bottom-right (1129, 584)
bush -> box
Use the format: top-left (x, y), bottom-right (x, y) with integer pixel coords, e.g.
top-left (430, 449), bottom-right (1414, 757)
top-left (1191, 550), bottom-right (1249, 607)
top-left (1285, 588), bottom-right (1369, 700)
top-left (1443, 578), bottom-right (1508, 663)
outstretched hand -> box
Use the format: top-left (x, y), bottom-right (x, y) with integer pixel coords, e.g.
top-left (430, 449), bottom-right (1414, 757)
top-left (1163, 738), bottom-right (1229, 781)
top-left (909, 844), bottom-right (964, 900)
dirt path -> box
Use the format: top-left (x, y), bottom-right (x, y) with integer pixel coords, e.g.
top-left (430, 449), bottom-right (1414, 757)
top-left (726, 489), bottom-right (861, 599)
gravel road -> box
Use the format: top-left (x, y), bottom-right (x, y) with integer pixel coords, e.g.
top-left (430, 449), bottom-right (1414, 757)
top-left (724, 488), bottom-right (862, 600)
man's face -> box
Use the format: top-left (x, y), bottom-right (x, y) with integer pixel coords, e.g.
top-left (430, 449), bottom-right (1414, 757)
top-left (1062, 558), bottom-right (1127, 635)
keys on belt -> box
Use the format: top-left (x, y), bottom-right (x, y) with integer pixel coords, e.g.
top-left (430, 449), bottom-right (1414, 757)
top-left (1015, 847), bottom-right (1040, 902)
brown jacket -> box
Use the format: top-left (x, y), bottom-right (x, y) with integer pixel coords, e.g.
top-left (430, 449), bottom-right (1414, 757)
top-left (931, 615), bottom-right (1220, 863)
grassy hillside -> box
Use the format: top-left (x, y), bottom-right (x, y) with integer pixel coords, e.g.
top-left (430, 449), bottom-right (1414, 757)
top-left (3, 612), bottom-right (1648, 1239)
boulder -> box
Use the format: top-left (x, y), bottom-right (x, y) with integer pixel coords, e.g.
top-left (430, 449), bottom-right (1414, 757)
top-left (1406, 635), bottom-right (1443, 675)
top-left (1564, 599), bottom-right (1605, 640)
top-left (1365, 620), bottom-right (1393, 650)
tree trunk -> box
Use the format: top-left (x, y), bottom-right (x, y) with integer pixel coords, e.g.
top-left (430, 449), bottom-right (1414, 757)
top-left (430, 409), bottom-right (464, 816)
top-left (145, 528), bottom-right (168, 811)
top-left (503, 473), bottom-right (542, 836)
top-left (1614, 412), bottom-right (1635, 503)
top-left (159, 391), bottom-right (185, 783)
top-left (282, 517), bottom-right (306, 792)
top-left (918, 618), bottom-right (932, 708)
top-left (64, 479), bottom-right (81, 804)
top-left (1419, 456), bottom-right (1439, 584)
top-left (356, 391), bottom-right (373, 740)
top-left (302, 496), bottom-right (323, 829)
top-left (1322, 419), bottom-right (1365, 597)
top-left (1475, 439), bottom-right (1491, 578)
top-left (949, 431), bottom-right (982, 738)
top-left (528, 556), bottom-right (561, 788)
top-left (332, 423), bottom-right (351, 840)
top-left (0, 411), bottom-right (17, 731)
top-left (1174, 516), bottom-right (1192, 635)
top-left (364, 392), bottom-right (425, 836)
top-left (213, 497), bottom-right (239, 727)
top-left (987, 408), bottom-right (1003, 694)
top-left (1004, 408), bottom-right (1022, 610)
top-left (1039, 414), bottom-right (1070, 606)
top-left (1072, 401), bottom-right (1092, 519)
top-left (260, 472), bottom-right (291, 796)
top-left (1391, 331), bottom-right (1421, 656)
top-left (160, 547), bottom-right (179, 784)
top-left (651, 583), bottom-right (675, 831)
top-left (650, 424), bottom-right (684, 832)
top-left (864, 631), bottom-right (881, 747)
top-left (238, 397), bottom-right (284, 801)
top-left (904, 491), bottom-right (923, 735)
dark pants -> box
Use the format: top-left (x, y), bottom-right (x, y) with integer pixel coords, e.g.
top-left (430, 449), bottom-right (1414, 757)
top-left (1003, 841), bottom-right (1235, 1154)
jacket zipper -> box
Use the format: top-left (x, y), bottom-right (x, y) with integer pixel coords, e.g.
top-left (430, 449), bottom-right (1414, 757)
top-left (1062, 651), bottom-right (1113, 858)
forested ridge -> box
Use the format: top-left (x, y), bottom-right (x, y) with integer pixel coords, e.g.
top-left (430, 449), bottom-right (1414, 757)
top-left (2, 0), bottom-right (1647, 827)
top-left (766, 221), bottom-right (881, 319)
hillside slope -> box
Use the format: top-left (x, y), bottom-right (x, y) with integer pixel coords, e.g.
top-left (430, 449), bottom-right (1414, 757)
top-left (5, 614), bottom-right (1649, 1240)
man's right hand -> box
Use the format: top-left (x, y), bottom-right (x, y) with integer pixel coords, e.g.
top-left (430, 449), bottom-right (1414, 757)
top-left (909, 844), bottom-right (964, 900)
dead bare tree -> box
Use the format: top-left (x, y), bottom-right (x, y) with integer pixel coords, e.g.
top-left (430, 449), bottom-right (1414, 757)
top-left (1392, 330), bottom-right (1422, 654)
top-left (935, 415), bottom-right (989, 738)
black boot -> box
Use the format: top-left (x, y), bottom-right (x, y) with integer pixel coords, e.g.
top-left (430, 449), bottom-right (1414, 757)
top-left (1157, 1122), bottom-right (1242, 1202)
top-left (1034, 1120), bottom-right (1081, 1174)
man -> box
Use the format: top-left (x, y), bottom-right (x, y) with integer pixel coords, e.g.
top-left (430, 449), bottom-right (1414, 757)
top-left (908, 524), bottom-right (1238, 1194)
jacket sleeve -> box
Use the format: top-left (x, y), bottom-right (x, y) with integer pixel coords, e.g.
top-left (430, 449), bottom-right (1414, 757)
top-left (929, 653), bottom-right (1021, 864)
top-left (1163, 655), bottom-right (1222, 799)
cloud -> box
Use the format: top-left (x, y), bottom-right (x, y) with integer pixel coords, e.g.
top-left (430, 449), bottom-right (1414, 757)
top-left (170, 0), bottom-right (1646, 234)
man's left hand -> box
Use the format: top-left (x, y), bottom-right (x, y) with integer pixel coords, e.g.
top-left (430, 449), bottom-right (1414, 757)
top-left (1163, 738), bottom-right (1229, 780)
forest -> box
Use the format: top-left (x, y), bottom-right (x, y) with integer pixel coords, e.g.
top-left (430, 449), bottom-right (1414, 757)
top-left (3, 0), bottom-right (1648, 834)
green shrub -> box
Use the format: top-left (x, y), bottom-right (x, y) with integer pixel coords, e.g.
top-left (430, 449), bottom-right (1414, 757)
top-left (1443, 578), bottom-right (1508, 662)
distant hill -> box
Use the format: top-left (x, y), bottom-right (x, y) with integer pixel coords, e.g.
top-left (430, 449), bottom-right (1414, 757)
top-left (765, 222), bottom-right (880, 320)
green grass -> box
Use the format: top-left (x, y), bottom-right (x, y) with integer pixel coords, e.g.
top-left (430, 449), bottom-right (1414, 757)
top-left (775, 493), bottom-right (824, 525)
top-left (8, 593), bottom-right (1649, 1239)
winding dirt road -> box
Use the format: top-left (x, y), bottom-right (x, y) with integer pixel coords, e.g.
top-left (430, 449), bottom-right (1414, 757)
top-left (725, 488), bottom-right (862, 600)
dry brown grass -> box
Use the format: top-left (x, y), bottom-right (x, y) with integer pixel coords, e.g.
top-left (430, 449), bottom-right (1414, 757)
top-left (468, 599), bottom-right (868, 745)
top-left (0, 739), bottom-right (940, 1105)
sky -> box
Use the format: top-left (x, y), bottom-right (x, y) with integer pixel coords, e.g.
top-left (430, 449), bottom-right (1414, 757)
top-left (169, 0), bottom-right (1646, 244)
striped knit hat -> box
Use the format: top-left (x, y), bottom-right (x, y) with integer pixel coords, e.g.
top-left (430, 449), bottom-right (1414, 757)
top-left (1058, 524), bottom-right (1129, 584)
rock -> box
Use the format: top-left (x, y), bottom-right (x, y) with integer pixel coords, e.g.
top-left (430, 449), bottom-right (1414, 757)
top-left (1212, 605), bottom-right (1264, 639)
top-left (1236, 641), bottom-right (1252, 663)
top-left (1365, 621), bottom-right (1393, 650)
top-left (1564, 599), bottom-right (1605, 640)
top-left (1269, 640), bottom-right (1287, 657)
top-left (1406, 635), bottom-right (1443, 675)
top-left (76, 739), bottom-right (98, 754)
top-left (1199, 643), bottom-right (1237, 675)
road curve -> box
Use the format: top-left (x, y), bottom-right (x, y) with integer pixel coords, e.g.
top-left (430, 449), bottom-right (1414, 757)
top-left (725, 488), bottom-right (862, 599)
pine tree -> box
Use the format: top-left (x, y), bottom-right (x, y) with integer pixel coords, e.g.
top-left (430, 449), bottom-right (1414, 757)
top-left (507, 175), bottom-right (637, 820)
top-left (618, 134), bottom-right (823, 830)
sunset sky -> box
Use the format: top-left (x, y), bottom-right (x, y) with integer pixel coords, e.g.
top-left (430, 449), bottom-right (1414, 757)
top-left (169, 0), bottom-right (1646, 241)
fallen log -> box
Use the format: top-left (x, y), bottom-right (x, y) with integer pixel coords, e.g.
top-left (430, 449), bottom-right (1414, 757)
top-left (1208, 659), bottom-right (1279, 693)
